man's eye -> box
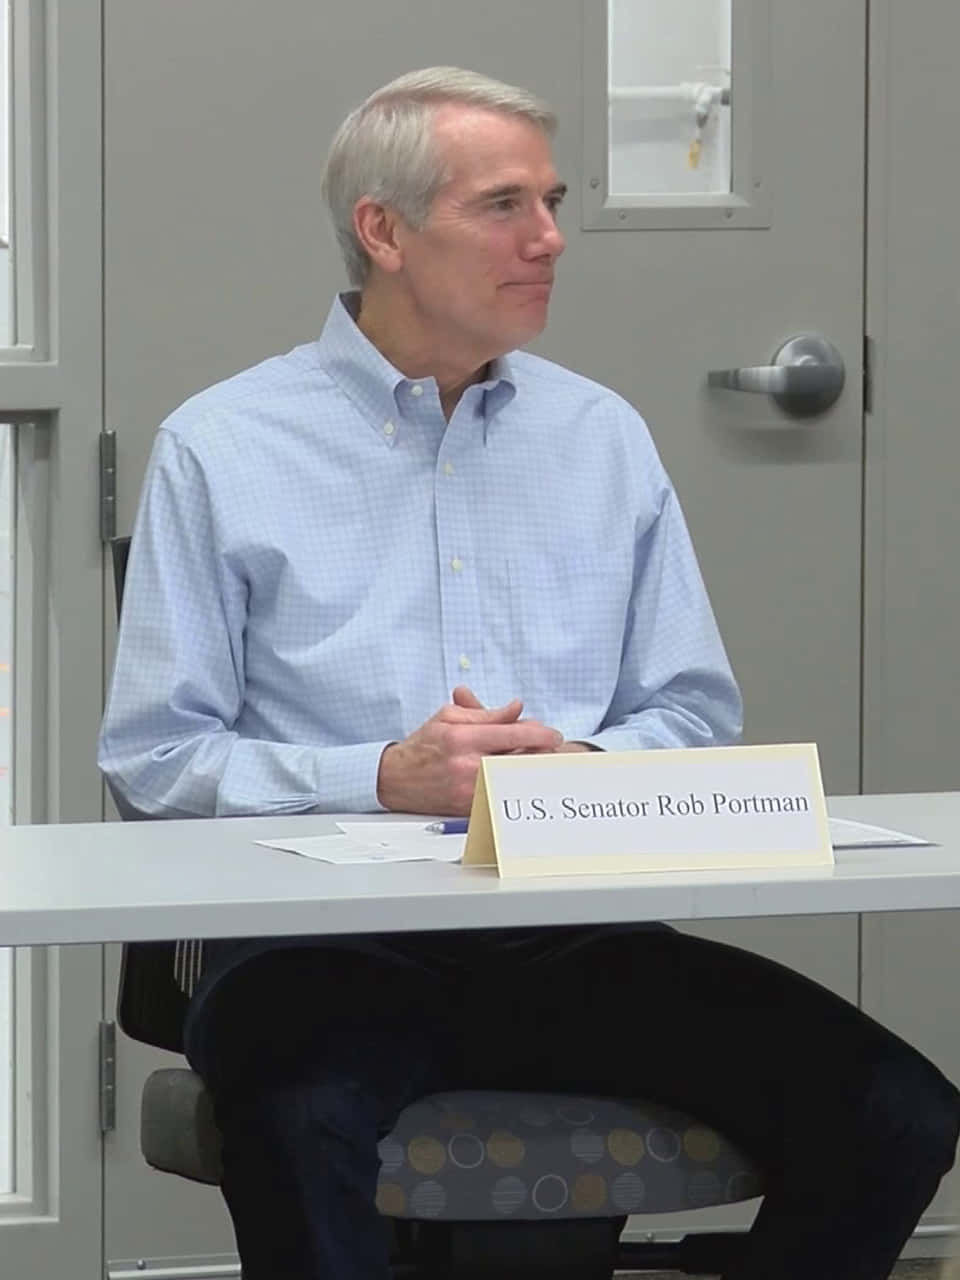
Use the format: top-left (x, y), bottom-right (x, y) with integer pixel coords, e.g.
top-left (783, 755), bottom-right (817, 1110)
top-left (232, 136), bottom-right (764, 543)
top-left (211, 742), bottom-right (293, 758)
top-left (493, 198), bottom-right (518, 212)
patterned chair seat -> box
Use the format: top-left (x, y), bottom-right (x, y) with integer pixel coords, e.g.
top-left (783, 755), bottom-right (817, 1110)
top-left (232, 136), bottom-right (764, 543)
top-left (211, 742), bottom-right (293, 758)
top-left (141, 1072), bottom-right (763, 1223)
top-left (377, 1090), bottom-right (762, 1222)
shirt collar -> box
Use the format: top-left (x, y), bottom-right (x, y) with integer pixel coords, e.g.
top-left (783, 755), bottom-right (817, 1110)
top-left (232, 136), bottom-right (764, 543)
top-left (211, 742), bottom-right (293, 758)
top-left (315, 291), bottom-right (517, 442)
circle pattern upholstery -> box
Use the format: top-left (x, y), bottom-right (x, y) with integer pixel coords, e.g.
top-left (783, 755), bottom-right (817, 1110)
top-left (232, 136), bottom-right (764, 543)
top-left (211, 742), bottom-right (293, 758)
top-left (375, 1091), bottom-right (763, 1222)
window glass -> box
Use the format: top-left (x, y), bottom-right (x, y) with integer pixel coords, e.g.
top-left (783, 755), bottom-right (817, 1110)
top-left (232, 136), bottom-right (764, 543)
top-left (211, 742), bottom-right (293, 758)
top-left (0, 0), bottom-right (12, 1196)
top-left (0, 0), bottom-right (9, 340)
top-left (608, 0), bottom-right (732, 197)
top-left (0, 424), bottom-right (11, 1195)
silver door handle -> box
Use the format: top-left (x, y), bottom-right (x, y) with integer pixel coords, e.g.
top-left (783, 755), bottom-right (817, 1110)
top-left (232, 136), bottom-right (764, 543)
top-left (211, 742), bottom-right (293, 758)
top-left (708, 334), bottom-right (845, 416)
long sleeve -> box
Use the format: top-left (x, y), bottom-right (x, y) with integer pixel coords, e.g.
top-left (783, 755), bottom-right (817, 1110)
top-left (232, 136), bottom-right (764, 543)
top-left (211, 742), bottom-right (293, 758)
top-left (583, 481), bottom-right (743, 754)
top-left (98, 430), bottom-right (390, 818)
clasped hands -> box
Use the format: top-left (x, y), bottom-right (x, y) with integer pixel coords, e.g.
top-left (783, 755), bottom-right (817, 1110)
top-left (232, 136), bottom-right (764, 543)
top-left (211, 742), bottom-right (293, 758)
top-left (376, 685), bottom-right (592, 816)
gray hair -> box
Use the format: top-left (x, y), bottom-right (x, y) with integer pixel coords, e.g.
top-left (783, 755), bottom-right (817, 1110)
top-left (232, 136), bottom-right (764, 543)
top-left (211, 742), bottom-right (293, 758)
top-left (321, 67), bottom-right (557, 287)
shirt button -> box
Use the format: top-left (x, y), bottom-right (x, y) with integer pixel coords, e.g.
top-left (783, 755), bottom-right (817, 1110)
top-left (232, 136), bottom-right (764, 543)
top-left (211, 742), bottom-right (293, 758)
top-left (410, 384), bottom-right (424, 397)
top-left (383, 420), bottom-right (395, 437)
top-left (451, 557), bottom-right (464, 572)
top-left (443, 461), bottom-right (455, 476)
top-left (459, 655), bottom-right (472, 671)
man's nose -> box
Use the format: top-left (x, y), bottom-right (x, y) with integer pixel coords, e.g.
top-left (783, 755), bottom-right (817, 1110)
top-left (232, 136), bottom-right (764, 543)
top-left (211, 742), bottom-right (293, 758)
top-left (525, 202), bottom-right (566, 259)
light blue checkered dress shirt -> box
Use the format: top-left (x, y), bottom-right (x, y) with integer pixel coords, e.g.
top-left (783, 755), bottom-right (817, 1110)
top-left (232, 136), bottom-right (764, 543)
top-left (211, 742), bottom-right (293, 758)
top-left (98, 292), bottom-right (742, 819)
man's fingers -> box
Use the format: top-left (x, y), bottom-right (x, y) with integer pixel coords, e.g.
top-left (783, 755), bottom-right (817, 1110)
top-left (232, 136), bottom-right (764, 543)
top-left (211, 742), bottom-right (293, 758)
top-left (451, 685), bottom-right (486, 709)
top-left (464, 722), bottom-right (564, 755)
top-left (445, 689), bottom-right (524, 724)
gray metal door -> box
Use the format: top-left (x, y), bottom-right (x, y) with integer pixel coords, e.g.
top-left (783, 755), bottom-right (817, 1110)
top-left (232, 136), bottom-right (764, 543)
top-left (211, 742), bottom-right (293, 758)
top-left (858, 0), bottom-right (960, 1238)
top-left (102, 0), bottom-right (867, 1269)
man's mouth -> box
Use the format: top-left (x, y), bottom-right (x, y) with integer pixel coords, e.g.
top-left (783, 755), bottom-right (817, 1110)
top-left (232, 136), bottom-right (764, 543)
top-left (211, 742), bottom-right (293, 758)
top-left (503, 281), bottom-right (553, 296)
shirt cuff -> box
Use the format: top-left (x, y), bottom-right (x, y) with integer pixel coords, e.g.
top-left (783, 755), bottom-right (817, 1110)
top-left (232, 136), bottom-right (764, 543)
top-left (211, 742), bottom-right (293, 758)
top-left (313, 740), bottom-right (396, 813)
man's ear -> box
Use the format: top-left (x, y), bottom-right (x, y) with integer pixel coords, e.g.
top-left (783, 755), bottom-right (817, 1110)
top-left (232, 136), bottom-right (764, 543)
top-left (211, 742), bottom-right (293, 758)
top-left (353, 197), bottom-right (406, 276)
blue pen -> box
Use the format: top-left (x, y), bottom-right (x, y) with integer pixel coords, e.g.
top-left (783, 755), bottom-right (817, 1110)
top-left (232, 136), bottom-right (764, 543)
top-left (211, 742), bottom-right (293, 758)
top-left (425, 818), bottom-right (469, 835)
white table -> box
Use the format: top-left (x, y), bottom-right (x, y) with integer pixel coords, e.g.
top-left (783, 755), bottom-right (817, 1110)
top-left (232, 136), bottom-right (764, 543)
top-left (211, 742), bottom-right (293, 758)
top-left (2, 793), bottom-right (960, 947)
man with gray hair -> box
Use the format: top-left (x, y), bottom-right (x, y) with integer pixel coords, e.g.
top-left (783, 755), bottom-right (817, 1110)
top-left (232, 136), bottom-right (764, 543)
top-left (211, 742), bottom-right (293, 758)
top-left (99, 67), bottom-right (959, 1280)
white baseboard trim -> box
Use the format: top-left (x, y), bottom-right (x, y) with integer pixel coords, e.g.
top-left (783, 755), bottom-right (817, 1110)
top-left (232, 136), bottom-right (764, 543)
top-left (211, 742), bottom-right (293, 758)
top-left (108, 1257), bottom-right (240, 1280)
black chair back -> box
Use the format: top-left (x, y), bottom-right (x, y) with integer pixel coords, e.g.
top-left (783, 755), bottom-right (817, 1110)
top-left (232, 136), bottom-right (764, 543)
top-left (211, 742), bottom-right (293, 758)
top-left (110, 534), bottom-right (192, 1054)
top-left (118, 940), bottom-right (190, 1052)
top-left (110, 533), bottom-right (131, 622)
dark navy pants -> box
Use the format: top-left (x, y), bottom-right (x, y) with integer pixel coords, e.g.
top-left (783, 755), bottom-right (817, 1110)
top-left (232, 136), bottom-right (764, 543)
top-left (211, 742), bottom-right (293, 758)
top-left (185, 926), bottom-right (960, 1280)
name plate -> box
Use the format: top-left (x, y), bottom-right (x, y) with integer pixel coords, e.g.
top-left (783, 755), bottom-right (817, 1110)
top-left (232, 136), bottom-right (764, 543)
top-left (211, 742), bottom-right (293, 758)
top-left (462, 743), bottom-right (832, 878)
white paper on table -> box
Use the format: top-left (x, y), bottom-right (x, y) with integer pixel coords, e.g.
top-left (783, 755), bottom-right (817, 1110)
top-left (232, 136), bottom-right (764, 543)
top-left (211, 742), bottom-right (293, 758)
top-left (335, 822), bottom-right (466, 862)
top-left (829, 817), bottom-right (934, 849)
top-left (256, 825), bottom-right (465, 865)
top-left (255, 834), bottom-right (407, 864)
top-left (259, 818), bottom-right (930, 865)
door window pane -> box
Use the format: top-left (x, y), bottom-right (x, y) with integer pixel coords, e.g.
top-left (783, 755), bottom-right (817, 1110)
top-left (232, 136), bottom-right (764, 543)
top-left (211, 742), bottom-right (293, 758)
top-left (609, 0), bottom-right (732, 197)
top-left (0, 0), bottom-right (9, 343)
top-left (0, 0), bottom-right (15, 1195)
top-left (0, 950), bottom-right (9, 1195)
top-left (0, 425), bottom-right (11, 1195)
top-left (1, 427), bottom-right (9, 822)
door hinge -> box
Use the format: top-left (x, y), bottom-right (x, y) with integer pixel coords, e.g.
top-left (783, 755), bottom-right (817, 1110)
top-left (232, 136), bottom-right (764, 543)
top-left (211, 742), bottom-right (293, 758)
top-left (863, 334), bottom-right (875, 414)
top-left (100, 430), bottom-right (117, 544)
top-left (99, 1020), bottom-right (117, 1133)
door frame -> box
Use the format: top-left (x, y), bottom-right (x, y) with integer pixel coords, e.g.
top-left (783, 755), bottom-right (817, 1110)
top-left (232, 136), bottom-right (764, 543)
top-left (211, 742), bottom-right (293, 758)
top-left (0, 0), bottom-right (105, 1276)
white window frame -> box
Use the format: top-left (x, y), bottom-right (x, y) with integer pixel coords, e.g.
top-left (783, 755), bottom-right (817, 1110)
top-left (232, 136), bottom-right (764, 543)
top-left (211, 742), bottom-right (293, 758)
top-left (0, 0), bottom-right (104, 1273)
top-left (582, 0), bottom-right (772, 230)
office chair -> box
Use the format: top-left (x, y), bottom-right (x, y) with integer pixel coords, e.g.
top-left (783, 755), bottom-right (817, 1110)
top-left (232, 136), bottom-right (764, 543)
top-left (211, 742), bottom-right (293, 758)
top-left (110, 534), bottom-right (761, 1278)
